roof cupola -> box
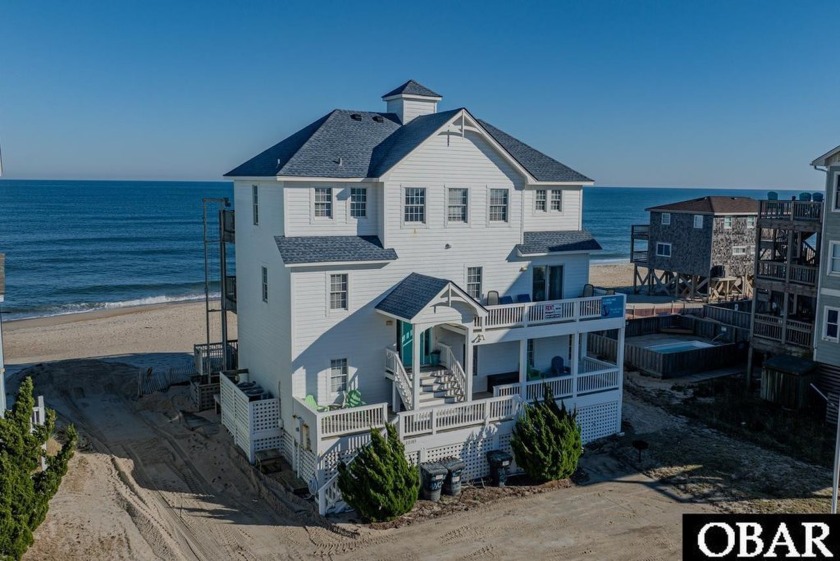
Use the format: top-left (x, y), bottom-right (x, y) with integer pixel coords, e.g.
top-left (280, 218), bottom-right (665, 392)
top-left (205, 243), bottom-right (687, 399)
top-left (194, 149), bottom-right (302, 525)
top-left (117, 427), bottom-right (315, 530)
top-left (381, 80), bottom-right (441, 124)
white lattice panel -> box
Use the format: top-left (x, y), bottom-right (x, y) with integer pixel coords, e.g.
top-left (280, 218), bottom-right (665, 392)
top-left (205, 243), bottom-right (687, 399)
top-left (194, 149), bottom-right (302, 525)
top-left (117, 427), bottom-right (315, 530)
top-left (251, 399), bottom-right (280, 432)
top-left (253, 435), bottom-right (283, 455)
top-left (424, 443), bottom-right (463, 464)
top-left (577, 400), bottom-right (619, 443)
top-left (405, 451), bottom-right (420, 466)
top-left (299, 448), bottom-right (318, 485)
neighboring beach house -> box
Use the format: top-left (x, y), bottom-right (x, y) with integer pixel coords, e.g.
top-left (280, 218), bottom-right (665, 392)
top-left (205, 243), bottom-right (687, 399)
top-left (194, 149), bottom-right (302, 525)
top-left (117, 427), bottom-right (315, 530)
top-left (630, 196), bottom-right (759, 301)
top-left (219, 80), bottom-right (626, 513)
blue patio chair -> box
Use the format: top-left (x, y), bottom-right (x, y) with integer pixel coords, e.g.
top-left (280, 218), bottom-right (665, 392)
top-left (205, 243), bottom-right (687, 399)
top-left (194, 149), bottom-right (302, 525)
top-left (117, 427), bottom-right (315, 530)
top-left (516, 294), bottom-right (531, 303)
top-left (550, 356), bottom-right (569, 377)
top-left (500, 295), bottom-right (514, 305)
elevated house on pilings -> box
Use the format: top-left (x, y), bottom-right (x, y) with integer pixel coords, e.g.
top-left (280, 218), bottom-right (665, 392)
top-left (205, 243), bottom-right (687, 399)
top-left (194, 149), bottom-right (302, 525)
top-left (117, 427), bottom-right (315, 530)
top-left (630, 196), bottom-right (759, 301)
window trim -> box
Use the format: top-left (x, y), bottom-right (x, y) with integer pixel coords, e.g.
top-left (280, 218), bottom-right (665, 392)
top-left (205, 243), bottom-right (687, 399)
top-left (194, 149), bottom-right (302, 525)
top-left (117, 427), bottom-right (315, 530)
top-left (661, 212), bottom-right (671, 226)
top-left (312, 186), bottom-right (334, 220)
top-left (446, 187), bottom-right (469, 225)
top-left (693, 215), bottom-right (703, 229)
top-left (534, 189), bottom-right (547, 213)
top-left (329, 358), bottom-right (348, 395)
top-left (252, 184), bottom-right (259, 226)
top-left (829, 241), bottom-right (840, 276)
top-left (746, 216), bottom-right (756, 229)
top-left (402, 186), bottom-right (427, 226)
top-left (466, 266), bottom-right (482, 300)
top-left (824, 306), bottom-right (840, 343)
top-left (261, 266), bottom-right (268, 303)
top-left (488, 187), bottom-right (510, 224)
top-left (550, 189), bottom-right (562, 212)
top-left (328, 272), bottom-right (349, 312)
top-left (723, 216), bottom-right (733, 229)
top-left (349, 187), bottom-right (367, 220)
top-left (656, 242), bottom-right (672, 258)
top-left (732, 245), bottom-right (747, 256)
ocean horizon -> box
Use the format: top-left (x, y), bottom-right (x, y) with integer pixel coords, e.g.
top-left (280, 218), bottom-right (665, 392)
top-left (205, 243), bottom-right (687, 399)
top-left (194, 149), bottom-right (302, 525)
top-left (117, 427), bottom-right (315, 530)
top-left (0, 179), bottom-right (809, 320)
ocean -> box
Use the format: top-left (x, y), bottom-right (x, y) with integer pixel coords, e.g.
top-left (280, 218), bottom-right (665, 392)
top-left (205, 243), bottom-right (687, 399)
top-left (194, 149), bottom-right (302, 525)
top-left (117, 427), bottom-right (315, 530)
top-left (0, 180), bottom-right (802, 320)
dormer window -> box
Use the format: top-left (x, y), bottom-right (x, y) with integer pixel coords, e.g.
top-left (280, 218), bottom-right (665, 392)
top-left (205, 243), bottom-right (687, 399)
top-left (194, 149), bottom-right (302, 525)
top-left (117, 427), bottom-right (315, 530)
top-left (314, 187), bottom-right (333, 219)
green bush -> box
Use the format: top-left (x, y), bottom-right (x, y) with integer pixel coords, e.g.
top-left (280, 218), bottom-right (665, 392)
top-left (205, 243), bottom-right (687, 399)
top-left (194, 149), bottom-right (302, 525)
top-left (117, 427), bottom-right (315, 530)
top-left (0, 377), bottom-right (76, 561)
top-left (511, 384), bottom-right (582, 482)
top-left (337, 424), bottom-right (419, 522)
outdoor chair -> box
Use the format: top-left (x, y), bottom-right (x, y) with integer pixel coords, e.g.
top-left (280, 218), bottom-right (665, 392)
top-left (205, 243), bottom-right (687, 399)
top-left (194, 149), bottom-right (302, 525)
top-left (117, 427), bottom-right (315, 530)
top-left (500, 295), bottom-right (514, 305)
top-left (343, 389), bottom-right (366, 408)
top-left (582, 284), bottom-right (594, 298)
top-left (304, 394), bottom-right (327, 412)
top-left (486, 290), bottom-right (500, 306)
top-left (516, 294), bottom-right (531, 303)
top-left (550, 356), bottom-right (570, 377)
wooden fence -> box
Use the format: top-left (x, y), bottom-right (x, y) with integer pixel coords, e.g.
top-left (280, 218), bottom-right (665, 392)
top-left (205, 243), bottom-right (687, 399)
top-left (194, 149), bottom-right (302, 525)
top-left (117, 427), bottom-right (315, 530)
top-left (703, 304), bottom-right (752, 330)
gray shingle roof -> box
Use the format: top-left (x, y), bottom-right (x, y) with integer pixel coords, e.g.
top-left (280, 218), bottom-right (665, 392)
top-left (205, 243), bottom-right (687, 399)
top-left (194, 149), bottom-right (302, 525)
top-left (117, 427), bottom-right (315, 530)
top-left (376, 273), bottom-right (451, 320)
top-left (225, 110), bottom-right (401, 178)
top-left (478, 120), bottom-right (593, 183)
top-left (382, 80), bottom-right (441, 99)
top-left (646, 196), bottom-right (759, 215)
top-left (275, 235), bottom-right (397, 265)
top-left (516, 231), bottom-right (602, 255)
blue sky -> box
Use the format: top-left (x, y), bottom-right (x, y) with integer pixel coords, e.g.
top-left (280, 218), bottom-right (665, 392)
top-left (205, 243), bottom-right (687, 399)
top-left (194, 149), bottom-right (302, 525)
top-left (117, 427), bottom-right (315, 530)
top-left (0, 1), bottom-right (837, 188)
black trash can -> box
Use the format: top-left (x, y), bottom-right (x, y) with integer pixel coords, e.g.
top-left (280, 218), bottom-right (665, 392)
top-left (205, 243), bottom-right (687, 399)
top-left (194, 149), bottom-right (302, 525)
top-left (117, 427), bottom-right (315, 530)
top-left (420, 462), bottom-right (448, 502)
top-left (441, 457), bottom-right (466, 496)
top-left (485, 450), bottom-right (512, 487)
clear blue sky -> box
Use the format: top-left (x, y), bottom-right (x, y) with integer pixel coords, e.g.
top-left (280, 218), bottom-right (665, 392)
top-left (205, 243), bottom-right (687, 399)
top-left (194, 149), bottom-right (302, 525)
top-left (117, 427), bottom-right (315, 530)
top-left (1, 1), bottom-right (837, 188)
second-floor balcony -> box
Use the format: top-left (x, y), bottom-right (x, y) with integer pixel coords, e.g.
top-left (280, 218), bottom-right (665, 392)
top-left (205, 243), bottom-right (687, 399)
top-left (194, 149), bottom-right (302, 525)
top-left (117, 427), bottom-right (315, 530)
top-left (475, 293), bottom-right (626, 330)
top-left (756, 260), bottom-right (818, 286)
top-left (759, 200), bottom-right (823, 224)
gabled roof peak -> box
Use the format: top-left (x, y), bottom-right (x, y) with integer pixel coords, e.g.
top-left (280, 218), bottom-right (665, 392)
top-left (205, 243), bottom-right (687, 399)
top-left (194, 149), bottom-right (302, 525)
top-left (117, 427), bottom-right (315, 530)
top-left (382, 80), bottom-right (442, 100)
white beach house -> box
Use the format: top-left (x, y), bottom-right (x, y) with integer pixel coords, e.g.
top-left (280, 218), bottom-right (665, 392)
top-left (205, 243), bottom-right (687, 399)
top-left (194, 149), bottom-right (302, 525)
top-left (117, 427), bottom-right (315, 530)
top-left (220, 80), bottom-right (626, 513)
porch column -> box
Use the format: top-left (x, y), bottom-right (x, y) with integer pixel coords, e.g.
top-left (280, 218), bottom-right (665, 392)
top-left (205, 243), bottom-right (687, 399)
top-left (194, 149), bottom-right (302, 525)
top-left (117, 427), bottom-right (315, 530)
top-left (616, 324), bottom-right (626, 433)
top-left (465, 325), bottom-right (474, 401)
top-left (518, 339), bottom-right (528, 398)
top-left (412, 323), bottom-right (422, 410)
top-left (571, 332), bottom-right (580, 401)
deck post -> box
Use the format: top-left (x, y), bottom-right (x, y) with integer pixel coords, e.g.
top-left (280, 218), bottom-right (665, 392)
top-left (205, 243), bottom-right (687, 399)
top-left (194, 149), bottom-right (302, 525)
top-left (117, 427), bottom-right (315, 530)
top-left (518, 339), bottom-right (528, 398)
top-left (412, 323), bottom-right (421, 410)
top-left (616, 322), bottom-right (627, 433)
top-left (571, 332), bottom-right (580, 401)
top-left (465, 324), bottom-right (474, 401)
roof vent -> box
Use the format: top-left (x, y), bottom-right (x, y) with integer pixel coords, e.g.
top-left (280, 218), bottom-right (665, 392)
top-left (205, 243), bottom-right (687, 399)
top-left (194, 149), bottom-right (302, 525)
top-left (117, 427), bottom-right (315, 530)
top-left (372, 115), bottom-right (384, 123)
top-left (350, 113), bottom-right (362, 121)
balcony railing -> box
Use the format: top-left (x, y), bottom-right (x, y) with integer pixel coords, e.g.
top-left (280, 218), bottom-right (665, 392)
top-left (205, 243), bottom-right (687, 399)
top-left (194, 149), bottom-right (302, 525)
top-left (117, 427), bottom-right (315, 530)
top-left (293, 397), bottom-right (389, 442)
top-left (759, 200), bottom-right (822, 223)
top-left (475, 294), bottom-right (625, 330)
top-left (194, 340), bottom-right (239, 374)
top-left (492, 357), bottom-right (620, 401)
top-left (397, 395), bottom-right (521, 438)
top-left (756, 261), bottom-right (817, 286)
top-left (753, 314), bottom-right (814, 349)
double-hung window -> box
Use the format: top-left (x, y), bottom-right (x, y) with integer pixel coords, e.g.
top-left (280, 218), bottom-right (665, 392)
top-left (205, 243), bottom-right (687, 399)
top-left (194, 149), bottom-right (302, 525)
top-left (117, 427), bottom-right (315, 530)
top-left (350, 188), bottom-right (367, 218)
top-left (330, 359), bottom-right (348, 393)
top-left (825, 308), bottom-right (840, 342)
top-left (693, 215), bottom-right (703, 229)
top-left (535, 190), bottom-right (547, 212)
top-left (550, 190), bottom-right (562, 211)
top-left (329, 274), bottom-right (348, 310)
top-left (466, 267), bottom-right (482, 299)
top-left (830, 242), bottom-right (840, 275)
top-left (489, 189), bottom-right (508, 222)
top-left (723, 216), bottom-right (733, 229)
top-left (656, 242), bottom-right (672, 257)
top-left (447, 188), bottom-right (468, 223)
top-left (261, 266), bottom-right (268, 302)
top-left (252, 185), bottom-right (259, 225)
top-left (732, 246), bottom-right (747, 256)
top-left (404, 187), bottom-right (426, 223)
top-left (314, 187), bottom-right (333, 218)
top-left (746, 216), bottom-right (756, 228)
top-left (661, 212), bottom-right (671, 225)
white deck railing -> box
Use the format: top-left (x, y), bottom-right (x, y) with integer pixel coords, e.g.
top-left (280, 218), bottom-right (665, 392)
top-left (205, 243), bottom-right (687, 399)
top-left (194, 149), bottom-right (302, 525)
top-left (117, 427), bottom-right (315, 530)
top-left (577, 368), bottom-right (620, 395)
top-left (397, 395), bottom-right (521, 438)
top-left (493, 376), bottom-right (573, 401)
top-left (475, 294), bottom-right (623, 330)
top-left (492, 359), bottom-right (621, 400)
top-left (385, 348), bottom-right (414, 409)
top-left (293, 397), bottom-right (388, 445)
top-left (438, 343), bottom-right (467, 401)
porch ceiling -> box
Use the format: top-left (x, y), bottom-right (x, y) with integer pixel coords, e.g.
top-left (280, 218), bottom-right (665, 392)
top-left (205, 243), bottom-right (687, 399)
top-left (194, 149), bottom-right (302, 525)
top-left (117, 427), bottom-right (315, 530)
top-left (375, 272), bottom-right (487, 323)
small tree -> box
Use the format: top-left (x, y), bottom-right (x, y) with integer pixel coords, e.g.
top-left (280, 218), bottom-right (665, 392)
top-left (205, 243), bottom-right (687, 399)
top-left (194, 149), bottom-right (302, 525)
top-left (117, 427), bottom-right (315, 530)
top-left (337, 424), bottom-right (419, 522)
top-left (0, 377), bottom-right (76, 561)
top-left (511, 384), bottom-right (582, 482)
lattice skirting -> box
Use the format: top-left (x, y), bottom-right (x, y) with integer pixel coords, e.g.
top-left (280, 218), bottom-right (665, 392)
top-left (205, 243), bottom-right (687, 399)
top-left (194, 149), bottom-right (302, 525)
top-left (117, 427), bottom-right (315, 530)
top-left (577, 400), bottom-right (620, 442)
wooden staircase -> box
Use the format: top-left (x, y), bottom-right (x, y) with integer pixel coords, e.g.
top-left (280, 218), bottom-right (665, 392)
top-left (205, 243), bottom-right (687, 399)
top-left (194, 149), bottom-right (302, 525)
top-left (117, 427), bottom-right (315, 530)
top-left (416, 368), bottom-right (460, 408)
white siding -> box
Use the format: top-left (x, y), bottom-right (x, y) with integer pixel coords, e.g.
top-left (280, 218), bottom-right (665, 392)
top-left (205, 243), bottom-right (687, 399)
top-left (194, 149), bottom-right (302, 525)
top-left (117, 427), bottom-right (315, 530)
top-left (524, 187), bottom-right (584, 231)
top-left (233, 180), bottom-right (294, 427)
top-left (385, 98), bottom-right (437, 123)
top-left (283, 182), bottom-right (379, 237)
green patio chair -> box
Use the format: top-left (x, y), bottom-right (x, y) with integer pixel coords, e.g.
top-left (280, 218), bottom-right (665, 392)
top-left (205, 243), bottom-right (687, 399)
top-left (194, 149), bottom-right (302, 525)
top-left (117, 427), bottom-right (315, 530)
top-left (343, 389), bottom-right (366, 408)
top-left (305, 394), bottom-right (327, 412)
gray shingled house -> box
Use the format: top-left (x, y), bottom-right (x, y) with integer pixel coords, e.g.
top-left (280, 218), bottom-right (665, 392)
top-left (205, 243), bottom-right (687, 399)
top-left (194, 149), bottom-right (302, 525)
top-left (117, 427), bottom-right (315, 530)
top-left (631, 196), bottom-right (759, 300)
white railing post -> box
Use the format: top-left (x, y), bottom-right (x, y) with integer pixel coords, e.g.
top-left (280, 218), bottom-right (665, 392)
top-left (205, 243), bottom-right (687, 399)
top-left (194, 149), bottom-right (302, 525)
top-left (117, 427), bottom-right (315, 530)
top-left (430, 408), bottom-right (437, 435)
top-left (571, 332), bottom-right (579, 401)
